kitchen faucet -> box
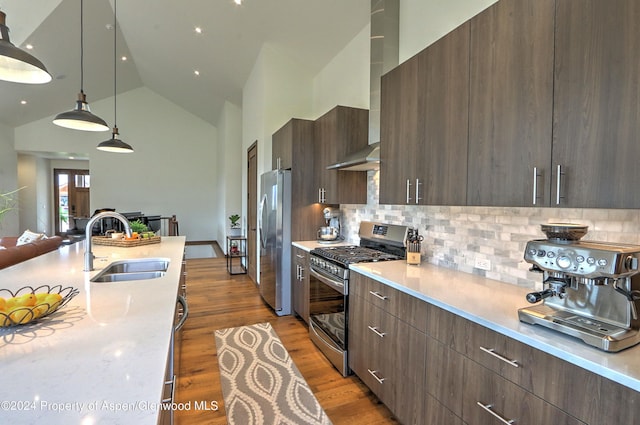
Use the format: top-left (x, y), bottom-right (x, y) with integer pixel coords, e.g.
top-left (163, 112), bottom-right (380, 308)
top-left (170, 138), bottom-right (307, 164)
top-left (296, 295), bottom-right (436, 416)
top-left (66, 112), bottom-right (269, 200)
top-left (84, 211), bottom-right (132, 271)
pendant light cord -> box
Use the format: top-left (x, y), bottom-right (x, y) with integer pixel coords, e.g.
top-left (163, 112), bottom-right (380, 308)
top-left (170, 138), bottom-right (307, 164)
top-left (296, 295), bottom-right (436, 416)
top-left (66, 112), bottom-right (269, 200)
top-left (113, 0), bottom-right (117, 127)
top-left (80, 0), bottom-right (84, 93)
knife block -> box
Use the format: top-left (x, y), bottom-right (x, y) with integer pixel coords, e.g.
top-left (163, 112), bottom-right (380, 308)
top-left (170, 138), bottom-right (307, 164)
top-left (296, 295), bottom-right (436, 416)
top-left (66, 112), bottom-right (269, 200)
top-left (407, 252), bottom-right (421, 265)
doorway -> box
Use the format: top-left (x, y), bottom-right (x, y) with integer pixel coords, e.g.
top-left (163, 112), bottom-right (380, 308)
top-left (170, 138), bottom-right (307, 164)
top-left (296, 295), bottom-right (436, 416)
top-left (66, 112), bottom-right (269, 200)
top-left (247, 142), bottom-right (258, 284)
top-left (53, 169), bottom-right (90, 236)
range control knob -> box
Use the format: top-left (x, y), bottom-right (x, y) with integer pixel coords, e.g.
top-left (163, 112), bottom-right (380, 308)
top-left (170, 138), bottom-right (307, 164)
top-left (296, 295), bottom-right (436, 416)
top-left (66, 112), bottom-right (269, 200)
top-left (556, 255), bottom-right (572, 269)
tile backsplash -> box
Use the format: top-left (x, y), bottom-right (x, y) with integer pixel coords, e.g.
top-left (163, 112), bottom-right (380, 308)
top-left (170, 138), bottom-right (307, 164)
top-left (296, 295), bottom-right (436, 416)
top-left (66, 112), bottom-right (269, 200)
top-left (341, 171), bottom-right (640, 290)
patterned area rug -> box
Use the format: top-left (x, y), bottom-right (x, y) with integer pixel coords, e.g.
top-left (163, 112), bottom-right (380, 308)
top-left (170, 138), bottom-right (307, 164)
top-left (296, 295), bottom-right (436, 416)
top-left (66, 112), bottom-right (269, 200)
top-left (215, 322), bottom-right (332, 425)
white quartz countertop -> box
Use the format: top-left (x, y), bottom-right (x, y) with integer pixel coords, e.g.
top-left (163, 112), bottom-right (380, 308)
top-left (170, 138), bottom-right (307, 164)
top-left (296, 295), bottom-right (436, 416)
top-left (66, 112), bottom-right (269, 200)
top-left (351, 260), bottom-right (640, 393)
top-left (0, 236), bottom-right (186, 425)
top-left (292, 240), bottom-right (352, 252)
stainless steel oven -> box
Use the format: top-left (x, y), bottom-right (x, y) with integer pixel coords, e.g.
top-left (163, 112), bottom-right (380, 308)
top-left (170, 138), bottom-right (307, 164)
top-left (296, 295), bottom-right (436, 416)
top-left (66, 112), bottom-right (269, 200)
top-left (309, 221), bottom-right (409, 377)
top-left (309, 256), bottom-right (349, 376)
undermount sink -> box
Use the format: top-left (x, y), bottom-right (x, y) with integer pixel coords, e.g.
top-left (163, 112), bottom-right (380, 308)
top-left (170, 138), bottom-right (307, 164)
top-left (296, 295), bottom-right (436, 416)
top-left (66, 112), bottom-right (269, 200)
top-left (90, 258), bottom-right (170, 283)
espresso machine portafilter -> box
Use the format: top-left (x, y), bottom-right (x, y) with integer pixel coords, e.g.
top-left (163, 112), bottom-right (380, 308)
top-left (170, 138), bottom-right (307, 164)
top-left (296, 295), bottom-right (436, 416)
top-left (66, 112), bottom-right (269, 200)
top-left (519, 224), bottom-right (640, 352)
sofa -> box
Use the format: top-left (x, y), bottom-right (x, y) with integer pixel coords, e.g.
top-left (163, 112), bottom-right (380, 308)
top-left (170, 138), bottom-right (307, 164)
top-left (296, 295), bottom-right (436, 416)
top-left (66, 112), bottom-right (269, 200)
top-left (0, 235), bottom-right (63, 270)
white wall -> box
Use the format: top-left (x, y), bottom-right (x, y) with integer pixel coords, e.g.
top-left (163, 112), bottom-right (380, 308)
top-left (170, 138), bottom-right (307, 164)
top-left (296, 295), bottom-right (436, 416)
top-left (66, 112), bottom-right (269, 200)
top-left (399, 0), bottom-right (498, 62)
top-left (312, 24), bottom-right (371, 117)
top-left (0, 122), bottom-right (19, 237)
top-left (241, 43), bottom-right (315, 280)
top-left (16, 154), bottom-right (50, 235)
top-left (216, 101), bottom-right (243, 251)
top-left (15, 87), bottom-right (219, 241)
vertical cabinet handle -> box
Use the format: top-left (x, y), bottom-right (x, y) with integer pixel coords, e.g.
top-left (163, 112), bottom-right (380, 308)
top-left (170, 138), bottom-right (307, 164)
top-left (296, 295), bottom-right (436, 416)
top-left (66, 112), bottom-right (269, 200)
top-left (532, 166), bottom-right (540, 205)
top-left (556, 164), bottom-right (564, 205)
top-left (299, 266), bottom-right (304, 280)
top-left (476, 402), bottom-right (516, 424)
top-left (367, 369), bottom-right (386, 384)
top-left (406, 179), bottom-right (412, 204)
top-left (317, 188), bottom-right (326, 203)
top-left (479, 346), bottom-right (519, 368)
top-left (415, 178), bottom-right (422, 204)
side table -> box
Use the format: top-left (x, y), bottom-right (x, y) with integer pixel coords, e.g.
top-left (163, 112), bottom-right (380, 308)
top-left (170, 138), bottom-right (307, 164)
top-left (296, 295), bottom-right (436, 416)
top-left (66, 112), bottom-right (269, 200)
top-left (226, 235), bottom-right (247, 275)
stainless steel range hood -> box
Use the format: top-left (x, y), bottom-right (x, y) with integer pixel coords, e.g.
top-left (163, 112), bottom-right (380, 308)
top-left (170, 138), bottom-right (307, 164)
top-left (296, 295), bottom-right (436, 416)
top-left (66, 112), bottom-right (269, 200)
top-left (326, 1), bottom-right (398, 173)
top-left (326, 142), bottom-right (380, 171)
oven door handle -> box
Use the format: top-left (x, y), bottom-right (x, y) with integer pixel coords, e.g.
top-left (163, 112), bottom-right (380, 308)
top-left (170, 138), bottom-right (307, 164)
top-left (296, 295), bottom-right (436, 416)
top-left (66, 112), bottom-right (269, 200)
top-left (309, 266), bottom-right (346, 295)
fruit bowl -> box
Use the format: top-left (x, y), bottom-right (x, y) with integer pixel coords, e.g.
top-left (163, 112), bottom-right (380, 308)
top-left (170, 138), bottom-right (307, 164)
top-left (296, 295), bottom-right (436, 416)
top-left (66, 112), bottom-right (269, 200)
top-left (0, 285), bottom-right (79, 327)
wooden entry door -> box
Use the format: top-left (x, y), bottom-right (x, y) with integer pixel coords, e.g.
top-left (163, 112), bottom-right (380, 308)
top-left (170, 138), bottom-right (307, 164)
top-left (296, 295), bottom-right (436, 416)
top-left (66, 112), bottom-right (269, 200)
top-left (54, 169), bottom-right (90, 235)
top-left (247, 142), bottom-right (258, 283)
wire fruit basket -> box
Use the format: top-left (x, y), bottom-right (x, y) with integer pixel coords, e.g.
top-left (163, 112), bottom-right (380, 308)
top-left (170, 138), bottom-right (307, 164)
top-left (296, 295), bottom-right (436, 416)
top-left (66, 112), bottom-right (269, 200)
top-left (0, 285), bottom-right (79, 327)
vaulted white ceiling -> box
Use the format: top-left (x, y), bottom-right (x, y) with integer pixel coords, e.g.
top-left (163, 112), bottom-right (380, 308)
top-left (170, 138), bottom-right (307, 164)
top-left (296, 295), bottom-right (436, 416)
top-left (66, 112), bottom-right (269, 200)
top-left (0, 0), bottom-right (370, 128)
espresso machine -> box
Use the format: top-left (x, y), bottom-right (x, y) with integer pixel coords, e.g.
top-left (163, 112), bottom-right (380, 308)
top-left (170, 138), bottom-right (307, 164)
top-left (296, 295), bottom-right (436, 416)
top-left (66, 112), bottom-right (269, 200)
top-left (519, 223), bottom-right (640, 352)
top-left (317, 207), bottom-right (342, 243)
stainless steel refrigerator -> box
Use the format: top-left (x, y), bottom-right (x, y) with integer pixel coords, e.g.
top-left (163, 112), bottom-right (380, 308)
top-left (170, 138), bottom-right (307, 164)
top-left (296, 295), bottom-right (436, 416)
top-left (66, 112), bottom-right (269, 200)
top-left (258, 169), bottom-right (292, 316)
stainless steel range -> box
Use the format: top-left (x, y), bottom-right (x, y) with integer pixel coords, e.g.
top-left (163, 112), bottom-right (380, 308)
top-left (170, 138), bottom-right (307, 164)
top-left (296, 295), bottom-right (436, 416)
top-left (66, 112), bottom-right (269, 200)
top-left (309, 221), bottom-right (408, 376)
top-left (519, 223), bottom-right (640, 352)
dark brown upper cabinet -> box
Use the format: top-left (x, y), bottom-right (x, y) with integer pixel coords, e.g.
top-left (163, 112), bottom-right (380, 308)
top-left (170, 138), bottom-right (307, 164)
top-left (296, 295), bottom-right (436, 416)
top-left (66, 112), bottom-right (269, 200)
top-left (313, 106), bottom-right (369, 205)
top-left (272, 118), bottom-right (325, 240)
top-left (552, 0), bottom-right (640, 208)
top-left (467, 0), bottom-right (555, 207)
top-left (380, 22), bottom-right (470, 206)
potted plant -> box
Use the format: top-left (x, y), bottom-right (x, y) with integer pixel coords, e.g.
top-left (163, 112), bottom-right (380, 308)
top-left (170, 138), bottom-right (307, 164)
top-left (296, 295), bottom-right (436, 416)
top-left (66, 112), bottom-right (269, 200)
top-left (228, 214), bottom-right (241, 236)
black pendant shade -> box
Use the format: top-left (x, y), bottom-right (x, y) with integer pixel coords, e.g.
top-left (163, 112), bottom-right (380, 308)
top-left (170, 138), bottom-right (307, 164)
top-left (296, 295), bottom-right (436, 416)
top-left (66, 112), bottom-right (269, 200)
top-left (53, 91), bottom-right (109, 131)
top-left (53, 0), bottom-right (108, 132)
top-left (97, 127), bottom-right (133, 153)
top-left (97, 0), bottom-right (133, 153)
top-left (0, 11), bottom-right (52, 84)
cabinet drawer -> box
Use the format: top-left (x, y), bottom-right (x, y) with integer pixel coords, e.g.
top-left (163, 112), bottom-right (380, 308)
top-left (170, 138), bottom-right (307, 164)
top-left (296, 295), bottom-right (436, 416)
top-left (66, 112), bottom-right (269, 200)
top-left (350, 271), bottom-right (427, 332)
top-left (463, 358), bottom-right (586, 425)
top-left (349, 294), bottom-right (427, 424)
top-left (463, 320), bottom-right (533, 389)
top-left (349, 295), bottom-right (396, 403)
top-left (462, 319), bottom-right (597, 422)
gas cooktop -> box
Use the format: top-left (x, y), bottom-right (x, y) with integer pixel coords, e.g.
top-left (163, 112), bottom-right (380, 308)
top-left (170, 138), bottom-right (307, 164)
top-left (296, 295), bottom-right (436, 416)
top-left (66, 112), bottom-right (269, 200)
top-left (312, 245), bottom-right (401, 266)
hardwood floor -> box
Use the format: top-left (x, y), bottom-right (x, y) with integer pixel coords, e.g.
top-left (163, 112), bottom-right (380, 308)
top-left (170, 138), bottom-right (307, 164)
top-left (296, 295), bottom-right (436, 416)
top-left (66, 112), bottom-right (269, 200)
top-left (175, 257), bottom-right (399, 425)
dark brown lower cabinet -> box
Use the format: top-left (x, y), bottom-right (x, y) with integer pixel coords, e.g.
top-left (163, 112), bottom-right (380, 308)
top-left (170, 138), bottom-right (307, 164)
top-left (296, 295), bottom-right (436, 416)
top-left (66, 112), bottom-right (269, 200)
top-left (349, 271), bottom-right (640, 425)
top-left (349, 290), bottom-right (426, 424)
top-left (292, 247), bottom-right (310, 323)
top-left (463, 358), bottom-right (586, 425)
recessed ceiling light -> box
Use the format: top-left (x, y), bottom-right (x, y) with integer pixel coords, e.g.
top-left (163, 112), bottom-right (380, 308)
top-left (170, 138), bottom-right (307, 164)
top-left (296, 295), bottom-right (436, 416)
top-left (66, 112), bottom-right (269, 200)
top-left (234, 0), bottom-right (242, 5)
top-left (20, 100), bottom-right (27, 105)
top-left (25, 44), bottom-right (33, 50)
top-left (194, 26), bottom-right (202, 34)
top-left (121, 56), bottom-right (127, 61)
top-left (194, 70), bottom-right (200, 76)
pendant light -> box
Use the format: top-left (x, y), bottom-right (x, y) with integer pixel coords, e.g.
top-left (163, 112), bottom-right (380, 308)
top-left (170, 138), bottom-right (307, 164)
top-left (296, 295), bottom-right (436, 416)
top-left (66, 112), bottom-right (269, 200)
top-left (0, 11), bottom-right (52, 84)
top-left (97, 0), bottom-right (132, 153)
top-left (53, 0), bottom-right (109, 132)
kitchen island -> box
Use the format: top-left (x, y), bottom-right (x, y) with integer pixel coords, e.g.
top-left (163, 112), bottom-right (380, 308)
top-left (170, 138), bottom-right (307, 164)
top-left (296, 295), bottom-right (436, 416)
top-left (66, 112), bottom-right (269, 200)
top-left (0, 236), bottom-right (186, 425)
